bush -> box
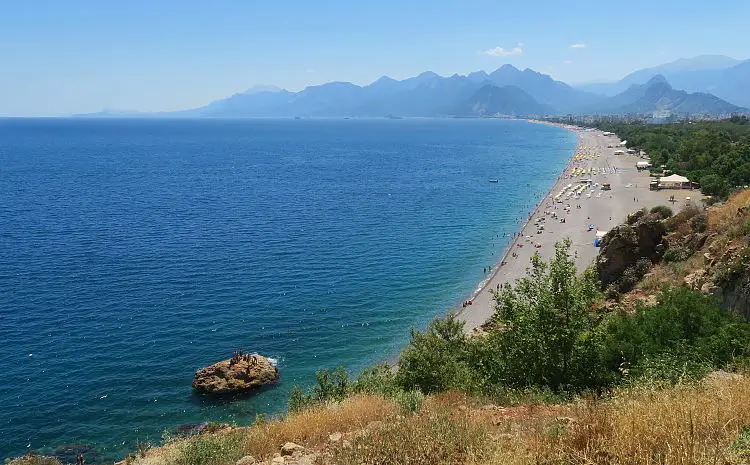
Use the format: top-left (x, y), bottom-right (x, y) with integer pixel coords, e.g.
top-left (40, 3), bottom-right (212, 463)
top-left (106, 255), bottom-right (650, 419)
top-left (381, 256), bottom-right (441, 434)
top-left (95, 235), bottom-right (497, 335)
top-left (396, 317), bottom-right (475, 394)
top-left (393, 390), bottom-right (424, 413)
top-left (617, 258), bottom-right (653, 292)
top-left (663, 246), bottom-right (691, 263)
top-left (665, 204), bottom-right (701, 232)
top-left (288, 366), bottom-right (353, 412)
top-left (483, 241), bottom-right (607, 391)
top-left (691, 213), bottom-right (708, 233)
top-left (650, 205), bottom-right (674, 219)
top-left (352, 364), bottom-right (400, 397)
top-left (601, 286), bottom-right (750, 384)
top-left (171, 432), bottom-right (244, 465)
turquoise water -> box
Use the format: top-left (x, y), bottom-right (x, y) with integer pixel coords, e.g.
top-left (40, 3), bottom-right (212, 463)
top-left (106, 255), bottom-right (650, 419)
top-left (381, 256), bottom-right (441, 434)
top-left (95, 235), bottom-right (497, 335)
top-left (0, 118), bottom-right (575, 461)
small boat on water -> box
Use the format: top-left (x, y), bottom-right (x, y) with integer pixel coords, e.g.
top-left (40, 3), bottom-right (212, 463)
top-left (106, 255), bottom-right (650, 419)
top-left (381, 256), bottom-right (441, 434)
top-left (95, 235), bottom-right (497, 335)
top-left (488, 179), bottom-right (499, 183)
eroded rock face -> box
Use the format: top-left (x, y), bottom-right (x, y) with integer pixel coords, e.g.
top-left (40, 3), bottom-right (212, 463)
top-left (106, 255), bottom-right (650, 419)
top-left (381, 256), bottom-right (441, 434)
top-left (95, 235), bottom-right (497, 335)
top-left (596, 211), bottom-right (668, 288)
top-left (192, 354), bottom-right (278, 395)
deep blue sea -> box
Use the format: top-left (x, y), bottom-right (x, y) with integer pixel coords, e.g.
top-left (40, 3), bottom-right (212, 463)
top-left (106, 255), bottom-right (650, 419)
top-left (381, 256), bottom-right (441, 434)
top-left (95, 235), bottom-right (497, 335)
top-left (0, 118), bottom-right (575, 461)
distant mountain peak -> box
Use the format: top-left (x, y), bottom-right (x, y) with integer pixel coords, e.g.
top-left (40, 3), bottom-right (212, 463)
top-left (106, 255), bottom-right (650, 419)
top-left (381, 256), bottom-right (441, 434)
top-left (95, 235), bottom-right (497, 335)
top-left (417, 71), bottom-right (440, 79)
top-left (243, 85), bottom-right (283, 94)
top-left (646, 74), bottom-right (670, 86)
top-left (660, 55), bottom-right (739, 71)
top-left (374, 75), bottom-right (397, 83)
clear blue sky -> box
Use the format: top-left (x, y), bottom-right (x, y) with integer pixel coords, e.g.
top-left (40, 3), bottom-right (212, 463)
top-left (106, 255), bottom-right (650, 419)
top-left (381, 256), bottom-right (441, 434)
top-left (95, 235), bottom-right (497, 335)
top-left (1, 0), bottom-right (748, 116)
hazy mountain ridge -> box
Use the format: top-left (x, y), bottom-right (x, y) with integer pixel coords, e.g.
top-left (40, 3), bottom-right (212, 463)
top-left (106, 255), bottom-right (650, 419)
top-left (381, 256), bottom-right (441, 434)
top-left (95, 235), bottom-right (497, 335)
top-left (165, 65), bottom-right (598, 117)
top-left (78, 58), bottom-right (749, 118)
top-left (583, 75), bottom-right (745, 115)
top-left (576, 55), bottom-right (750, 108)
top-left (454, 84), bottom-right (555, 116)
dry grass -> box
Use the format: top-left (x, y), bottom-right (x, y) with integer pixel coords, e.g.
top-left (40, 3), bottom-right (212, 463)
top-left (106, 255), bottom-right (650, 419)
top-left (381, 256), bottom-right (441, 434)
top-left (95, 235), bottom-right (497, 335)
top-left (240, 394), bottom-right (397, 458)
top-left (639, 253), bottom-right (706, 293)
top-left (132, 376), bottom-right (750, 465)
top-left (709, 188), bottom-right (750, 234)
top-left (134, 394), bottom-right (398, 465)
top-left (331, 407), bottom-right (490, 465)
top-left (487, 374), bottom-right (750, 464)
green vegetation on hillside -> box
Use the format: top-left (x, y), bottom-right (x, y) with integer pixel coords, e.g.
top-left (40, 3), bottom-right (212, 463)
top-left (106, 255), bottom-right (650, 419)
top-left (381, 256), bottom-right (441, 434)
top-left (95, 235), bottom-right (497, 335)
top-left (597, 116), bottom-right (750, 198)
top-left (291, 240), bottom-right (750, 409)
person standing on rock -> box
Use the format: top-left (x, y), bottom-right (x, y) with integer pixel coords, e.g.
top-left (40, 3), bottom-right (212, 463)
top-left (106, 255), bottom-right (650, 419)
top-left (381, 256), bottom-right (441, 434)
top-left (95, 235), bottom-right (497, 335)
top-left (77, 454), bottom-right (84, 465)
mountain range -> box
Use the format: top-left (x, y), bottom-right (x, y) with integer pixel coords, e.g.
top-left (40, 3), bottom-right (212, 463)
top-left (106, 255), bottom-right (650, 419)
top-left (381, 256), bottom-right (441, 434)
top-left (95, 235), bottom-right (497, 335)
top-left (581, 75), bottom-right (745, 115)
top-left (576, 55), bottom-right (750, 108)
top-left (166, 65), bottom-right (601, 118)
top-left (80, 56), bottom-right (749, 118)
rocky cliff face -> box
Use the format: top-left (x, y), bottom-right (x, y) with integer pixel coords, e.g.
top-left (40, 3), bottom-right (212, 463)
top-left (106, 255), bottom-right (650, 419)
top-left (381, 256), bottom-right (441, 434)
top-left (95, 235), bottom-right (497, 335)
top-left (596, 209), bottom-right (668, 294)
top-left (193, 354), bottom-right (279, 395)
top-left (603, 194), bottom-right (750, 322)
top-left (683, 237), bottom-right (750, 321)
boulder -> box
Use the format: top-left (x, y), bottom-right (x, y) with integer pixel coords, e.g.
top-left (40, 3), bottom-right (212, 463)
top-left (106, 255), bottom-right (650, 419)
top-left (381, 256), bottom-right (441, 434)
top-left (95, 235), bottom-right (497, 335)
top-left (236, 456), bottom-right (257, 465)
top-left (597, 213), bottom-right (668, 288)
top-left (192, 354), bottom-right (278, 395)
top-left (280, 442), bottom-right (305, 456)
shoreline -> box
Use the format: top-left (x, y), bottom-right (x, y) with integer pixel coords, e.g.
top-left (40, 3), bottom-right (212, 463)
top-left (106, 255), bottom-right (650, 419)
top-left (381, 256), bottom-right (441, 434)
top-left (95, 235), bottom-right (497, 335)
top-left (455, 121), bottom-right (703, 332)
top-left (454, 120), bottom-right (580, 329)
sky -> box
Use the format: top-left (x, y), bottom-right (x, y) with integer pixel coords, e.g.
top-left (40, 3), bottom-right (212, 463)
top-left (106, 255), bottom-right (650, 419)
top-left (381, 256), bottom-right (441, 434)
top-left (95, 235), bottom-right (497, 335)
top-left (1, 0), bottom-right (749, 116)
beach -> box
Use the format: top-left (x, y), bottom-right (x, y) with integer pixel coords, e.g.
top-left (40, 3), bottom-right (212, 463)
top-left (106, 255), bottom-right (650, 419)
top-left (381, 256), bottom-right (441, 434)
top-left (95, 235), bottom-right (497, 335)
top-left (457, 123), bottom-right (702, 332)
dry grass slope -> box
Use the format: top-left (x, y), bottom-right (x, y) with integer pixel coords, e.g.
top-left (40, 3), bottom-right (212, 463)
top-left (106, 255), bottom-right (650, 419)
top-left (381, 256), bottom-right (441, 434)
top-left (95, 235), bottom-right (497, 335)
top-left (124, 375), bottom-right (750, 465)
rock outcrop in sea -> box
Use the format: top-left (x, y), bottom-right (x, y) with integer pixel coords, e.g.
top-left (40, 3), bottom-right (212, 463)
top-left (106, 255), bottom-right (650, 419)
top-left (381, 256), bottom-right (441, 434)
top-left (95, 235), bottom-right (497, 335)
top-left (192, 353), bottom-right (279, 395)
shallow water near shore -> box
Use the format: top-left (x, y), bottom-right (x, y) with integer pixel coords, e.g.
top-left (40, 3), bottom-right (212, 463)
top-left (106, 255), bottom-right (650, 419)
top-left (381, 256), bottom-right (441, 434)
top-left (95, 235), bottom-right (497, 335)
top-left (0, 117), bottom-right (575, 460)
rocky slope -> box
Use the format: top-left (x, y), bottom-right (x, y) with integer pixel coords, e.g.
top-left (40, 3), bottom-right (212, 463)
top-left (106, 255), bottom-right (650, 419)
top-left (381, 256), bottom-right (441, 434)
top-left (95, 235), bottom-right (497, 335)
top-left (601, 190), bottom-right (750, 321)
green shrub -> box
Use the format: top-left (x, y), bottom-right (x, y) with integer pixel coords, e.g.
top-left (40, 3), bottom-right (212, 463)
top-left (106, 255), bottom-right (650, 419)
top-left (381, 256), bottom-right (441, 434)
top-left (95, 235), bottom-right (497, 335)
top-left (396, 317), bottom-right (475, 394)
top-left (663, 246), bottom-right (691, 263)
top-left (312, 366), bottom-right (350, 403)
top-left (617, 258), bottom-right (653, 292)
top-left (171, 432), bottom-right (244, 465)
top-left (394, 390), bottom-right (424, 413)
top-left (691, 213), bottom-right (708, 233)
top-left (288, 366), bottom-right (356, 412)
top-left (353, 364), bottom-right (400, 397)
top-left (288, 386), bottom-right (311, 413)
top-left (650, 205), bottom-right (674, 219)
top-left (482, 241), bottom-right (608, 391)
top-left (601, 286), bottom-right (750, 384)
top-left (731, 426), bottom-right (750, 459)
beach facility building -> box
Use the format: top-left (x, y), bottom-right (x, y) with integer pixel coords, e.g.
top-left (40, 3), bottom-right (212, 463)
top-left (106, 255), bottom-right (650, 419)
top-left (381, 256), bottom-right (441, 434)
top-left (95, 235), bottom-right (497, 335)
top-left (658, 174), bottom-right (691, 189)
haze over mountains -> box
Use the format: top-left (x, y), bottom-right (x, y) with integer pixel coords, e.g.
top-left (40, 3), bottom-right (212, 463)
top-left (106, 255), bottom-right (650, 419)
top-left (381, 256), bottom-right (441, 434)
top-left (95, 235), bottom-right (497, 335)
top-left (83, 56), bottom-right (749, 118)
top-left (576, 55), bottom-right (750, 108)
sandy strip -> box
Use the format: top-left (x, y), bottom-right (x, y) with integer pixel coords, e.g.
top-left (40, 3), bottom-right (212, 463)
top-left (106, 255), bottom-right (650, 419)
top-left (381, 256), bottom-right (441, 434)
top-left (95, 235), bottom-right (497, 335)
top-left (456, 122), bottom-right (702, 332)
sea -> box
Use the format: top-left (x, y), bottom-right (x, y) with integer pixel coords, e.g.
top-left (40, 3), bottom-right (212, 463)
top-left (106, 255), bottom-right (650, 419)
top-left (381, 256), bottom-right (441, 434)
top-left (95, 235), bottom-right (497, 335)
top-left (0, 117), bottom-right (575, 461)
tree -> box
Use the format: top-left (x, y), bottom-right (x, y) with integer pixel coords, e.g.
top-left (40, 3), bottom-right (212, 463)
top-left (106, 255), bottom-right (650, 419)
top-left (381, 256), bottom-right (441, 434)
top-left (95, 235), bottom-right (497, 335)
top-left (396, 317), bottom-right (473, 393)
top-left (486, 240), bottom-right (607, 390)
